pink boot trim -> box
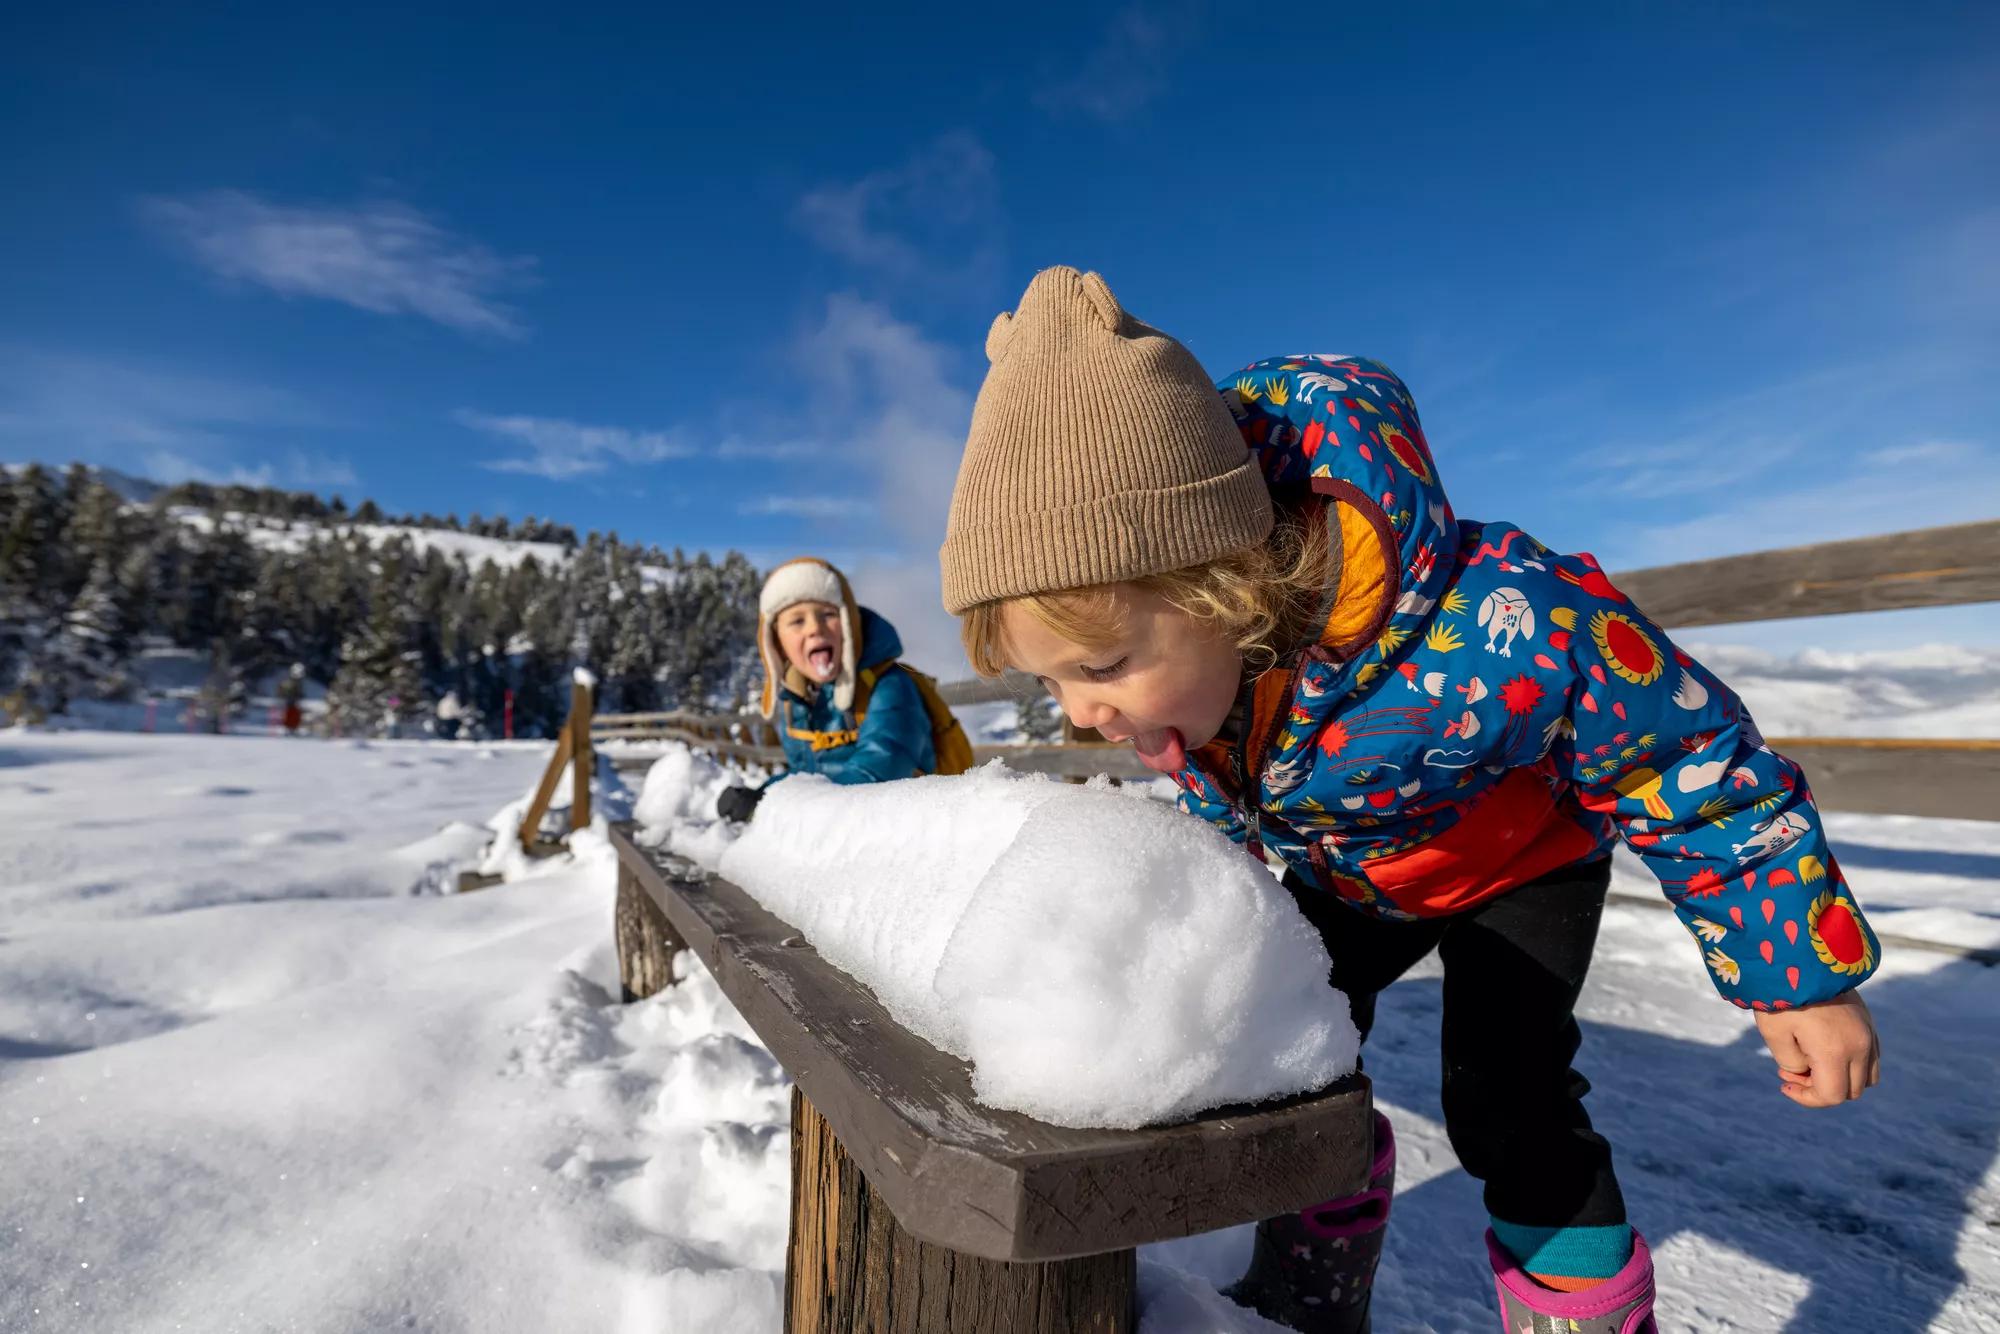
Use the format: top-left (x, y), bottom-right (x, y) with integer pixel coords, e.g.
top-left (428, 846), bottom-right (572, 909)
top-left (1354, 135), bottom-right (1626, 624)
top-left (1299, 1111), bottom-right (1395, 1240)
top-left (1486, 1228), bottom-right (1656, 1334)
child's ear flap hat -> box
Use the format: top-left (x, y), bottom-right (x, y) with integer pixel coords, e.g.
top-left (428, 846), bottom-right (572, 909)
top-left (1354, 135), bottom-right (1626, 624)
top-left (939, 266), bottom-right (1274, 614)
top-left (757, 557), bottom-right (860, 719)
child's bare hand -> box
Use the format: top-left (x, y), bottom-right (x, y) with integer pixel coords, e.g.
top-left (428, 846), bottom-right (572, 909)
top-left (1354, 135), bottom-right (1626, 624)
top-left (1753, 990), bottom-right (1880, 1107)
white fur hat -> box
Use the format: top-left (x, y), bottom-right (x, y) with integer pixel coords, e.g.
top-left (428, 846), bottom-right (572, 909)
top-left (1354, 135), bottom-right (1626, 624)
top-left (757, 557), bottom-right (860, 718)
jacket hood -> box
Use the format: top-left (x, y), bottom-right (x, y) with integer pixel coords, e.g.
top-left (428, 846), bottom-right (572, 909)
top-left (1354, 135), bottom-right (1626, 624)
top-left (853, 606), bottom-right (903, 673)
top-left (1220, 355), bottom-right (1459, 693)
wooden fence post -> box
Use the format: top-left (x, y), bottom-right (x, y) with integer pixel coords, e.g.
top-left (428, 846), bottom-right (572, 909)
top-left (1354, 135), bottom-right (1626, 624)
top-left (615, 861), bottom-right (684, 1001)
top-left (785, 1089), bottom-right (1136, 1334)
top-left (571, 677), bottom-right (594, 832)
top-left (518, 726), bottom-right (575, 854)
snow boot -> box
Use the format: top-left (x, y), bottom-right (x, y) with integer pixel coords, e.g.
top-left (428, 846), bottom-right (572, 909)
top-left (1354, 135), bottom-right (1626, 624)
top-left (1222, 1110), bottom-right (1394, 1334)
top-left (1485, 1228), bottom-right (1658, 1334)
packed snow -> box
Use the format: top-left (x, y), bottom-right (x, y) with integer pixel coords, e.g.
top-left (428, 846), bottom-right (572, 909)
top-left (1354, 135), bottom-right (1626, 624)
top-left (629, 741), bottom-right (760, 870)
top-left (2, 728), bottom-right (1996, 1331)
top-left (713, 765), bottom-right (1358, 1128)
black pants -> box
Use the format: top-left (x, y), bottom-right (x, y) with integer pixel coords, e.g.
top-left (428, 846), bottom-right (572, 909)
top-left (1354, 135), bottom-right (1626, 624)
top-left (1286, 856), bottom-right (1626, 1230)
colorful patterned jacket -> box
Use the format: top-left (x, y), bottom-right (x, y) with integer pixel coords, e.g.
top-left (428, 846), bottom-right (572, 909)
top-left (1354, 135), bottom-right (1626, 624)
top-left (770, 608), bottom-right (937, 785)
top-left (1171, 355), bottom-right (1880, 1010)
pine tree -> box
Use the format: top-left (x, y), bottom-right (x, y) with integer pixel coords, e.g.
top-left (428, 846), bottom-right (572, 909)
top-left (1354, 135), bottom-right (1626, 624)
top-left (61, 477), bottom-right (128, 606)
top-left (607, 578), bottom-right (662, 712)
top-left (1, 464), bottom-right (66, 609)
top-left (196, 642), bottom-right (249, 733)
top-left (50, 558), bottom-right (134, 701)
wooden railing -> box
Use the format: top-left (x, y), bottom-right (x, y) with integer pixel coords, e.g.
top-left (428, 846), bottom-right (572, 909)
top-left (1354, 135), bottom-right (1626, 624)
top-left (567, 521), bottom-right (2000, 821)
top-left (927, 521), bottom-right (2000, 821)
top-left (609, 826), bottom-right (1372, 1332)
top-left (516, 675), bottom-right (598, 852)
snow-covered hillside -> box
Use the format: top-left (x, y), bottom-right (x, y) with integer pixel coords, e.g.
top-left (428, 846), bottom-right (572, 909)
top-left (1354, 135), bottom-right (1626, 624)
top-left (1, 732), bottom-right (1995, 1332)
top-left (1688, 642), bottom-right (2000, 738)
top-left (167, 507), bottom-right (693, 589)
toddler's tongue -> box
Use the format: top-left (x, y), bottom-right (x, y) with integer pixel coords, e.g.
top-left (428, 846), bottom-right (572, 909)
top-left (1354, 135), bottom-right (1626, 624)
top-left (808, 646), bottom-right (836, 676)
top-left (1132, 727), bottom-right (1186, 774)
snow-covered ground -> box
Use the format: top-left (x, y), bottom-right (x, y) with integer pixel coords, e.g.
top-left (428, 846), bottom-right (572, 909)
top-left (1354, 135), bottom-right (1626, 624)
top-left (2, 731), bottom-right (1996, 1332)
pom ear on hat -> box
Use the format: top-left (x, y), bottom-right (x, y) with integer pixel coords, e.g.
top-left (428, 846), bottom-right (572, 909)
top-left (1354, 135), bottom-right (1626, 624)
top-left (986, 268), bottom-right (1125, 366)
top-left (985, 311), bottom-right (1014, 364)
top-left (1077, 271), bottom-right (1123, 331)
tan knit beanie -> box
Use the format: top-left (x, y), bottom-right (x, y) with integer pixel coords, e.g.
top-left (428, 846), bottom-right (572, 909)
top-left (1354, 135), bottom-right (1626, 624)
top-left (938, 266), bottom-right (1273, 614)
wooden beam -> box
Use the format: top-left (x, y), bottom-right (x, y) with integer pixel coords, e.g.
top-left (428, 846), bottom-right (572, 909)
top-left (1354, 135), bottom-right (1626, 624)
top-left (972, 744), bottom-right (1152, 781)
top-left (1612, 519), bottom-right (2000, 629)
top-left (615, 860), bottom-right (684, 1001)
top-left (609, 827), bottom-right (1374, 1262)
top-left (1774, 739), bottom-right (2000, 823)
top-left (938, 671), bottom-right (1042, 706)
top-left (570, 680), bottom-right (594, 832)
top-left (610, 701), bottom-right (1998, 821)
top-left (518, 727), bottom-right (574, 853)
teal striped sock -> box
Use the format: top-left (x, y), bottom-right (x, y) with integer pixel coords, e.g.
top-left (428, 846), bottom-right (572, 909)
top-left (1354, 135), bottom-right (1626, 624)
top-left (1489, 1219), bottom-right (1634, 1282)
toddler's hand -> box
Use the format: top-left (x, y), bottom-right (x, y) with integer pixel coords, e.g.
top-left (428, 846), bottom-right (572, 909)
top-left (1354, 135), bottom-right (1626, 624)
top-left (1752, 990), bottom-right (1880, 1107)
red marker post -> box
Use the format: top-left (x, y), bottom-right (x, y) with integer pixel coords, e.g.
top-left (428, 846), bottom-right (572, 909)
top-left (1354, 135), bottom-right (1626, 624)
top-left (504, 689), bottom-right (515, 741)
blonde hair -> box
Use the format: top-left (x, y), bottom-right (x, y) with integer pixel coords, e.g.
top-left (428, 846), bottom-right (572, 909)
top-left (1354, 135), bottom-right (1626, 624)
top-left (960, 515), bottom-right (1334, 678)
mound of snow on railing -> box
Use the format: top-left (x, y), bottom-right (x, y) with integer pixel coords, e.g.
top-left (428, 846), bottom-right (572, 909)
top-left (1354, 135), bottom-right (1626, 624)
top-left (632, 741), bottom-right (761, 869)
top-left (714, 764), bottom-right (1358, 1129)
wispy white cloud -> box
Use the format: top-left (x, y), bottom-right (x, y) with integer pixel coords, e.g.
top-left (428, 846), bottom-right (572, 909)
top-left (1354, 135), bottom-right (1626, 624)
top-left (456, 410), bottom-right (698, 480)
top-left (1032, 3), bottom-right (1196, 123)
top-left (776, 294), bottom-right (978, 671)
top-left (715, 437), bottom-right (822, 461)
top-left (793, 133), bottom-right (1001, 290)
top-left (1593, 430), bottom-right (1999, 570)
top-left (0, 349), bottom-right (355, 491)
top-left (738, 494), bottom-right (874, 520)
top-left (797, 295), bottom-right (971, 547)
top-left (141, 191), bottom-right (536, 338)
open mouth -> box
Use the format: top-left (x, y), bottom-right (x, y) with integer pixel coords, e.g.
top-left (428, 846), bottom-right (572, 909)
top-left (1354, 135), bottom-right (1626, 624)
top-left (806, 644), bottom-right (837, 677)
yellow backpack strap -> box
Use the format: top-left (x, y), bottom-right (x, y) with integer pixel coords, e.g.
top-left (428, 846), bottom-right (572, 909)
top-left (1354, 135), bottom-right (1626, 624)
top-left (853, 664), bottom-right (882, 721)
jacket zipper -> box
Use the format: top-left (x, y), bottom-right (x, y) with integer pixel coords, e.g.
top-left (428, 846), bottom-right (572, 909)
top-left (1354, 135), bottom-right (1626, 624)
top-left (1231, 655), bottom-right (1310, 867)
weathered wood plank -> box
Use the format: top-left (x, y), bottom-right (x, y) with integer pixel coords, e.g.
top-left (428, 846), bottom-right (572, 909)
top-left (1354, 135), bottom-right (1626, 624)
top-left (608, 825), bottom-right (1374, 1262)
top-left (938, 672), bottom-right (1041, 706)
top-left (611, 722), bottom-right (1995, 821)
top-left (786, 1089), bottom-right (1136, 1334)
top-left (972, 744), bottom-right (1152, 780)
top-left (570, 681), bottom-right (593, 831)
top-left (517, 727), bottom-right (574, 852)
top-left (1613, 520), bottom-right (2000, 629)
top-left (1780, 739), bottom-right (1999, 823)
top-left (968, 738), bottom-right (1999, 820)
top-left (615, 860), bottom-right (684, 1001)
top-left (599, 727), bottom-right (788, 765)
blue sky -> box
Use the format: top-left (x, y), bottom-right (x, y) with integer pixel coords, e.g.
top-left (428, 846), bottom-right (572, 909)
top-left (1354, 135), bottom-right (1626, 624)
top-left (2, 3), bottom-right (1995, 667)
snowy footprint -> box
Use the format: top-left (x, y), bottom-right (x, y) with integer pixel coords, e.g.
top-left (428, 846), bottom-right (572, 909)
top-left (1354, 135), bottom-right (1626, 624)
top-left (507, 944), bottom-right (791, 1327)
